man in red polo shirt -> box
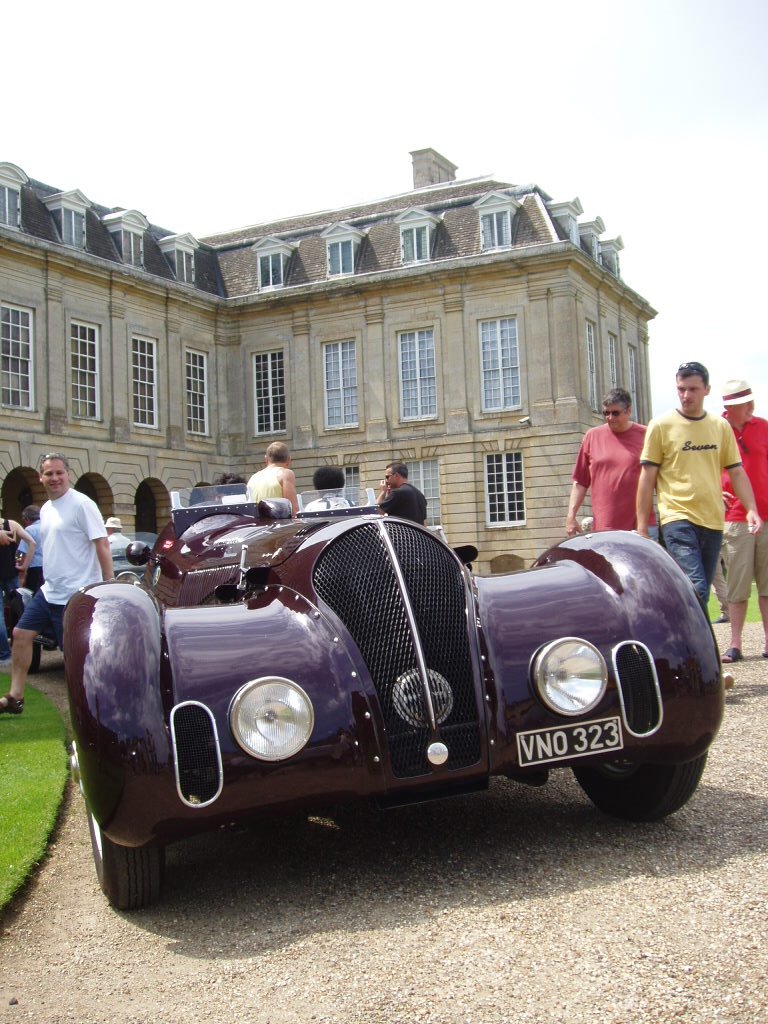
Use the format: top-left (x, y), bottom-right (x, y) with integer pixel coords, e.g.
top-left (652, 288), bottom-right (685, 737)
top-left (720, 378), bottom-right (768, 663)
top-left (566, 387), bottom-right (649, 534)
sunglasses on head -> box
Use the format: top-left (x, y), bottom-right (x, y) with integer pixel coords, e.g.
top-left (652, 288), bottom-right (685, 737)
top-left (677, 361), bottom-right (709, 383)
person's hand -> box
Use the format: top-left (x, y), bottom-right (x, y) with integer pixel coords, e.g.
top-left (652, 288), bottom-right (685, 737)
top-left (0, 530), bottom-right (13, 546)
top-left (747, 511), bottom-right (763, 536)
top-left (565, 518), bottom-right (581, 538)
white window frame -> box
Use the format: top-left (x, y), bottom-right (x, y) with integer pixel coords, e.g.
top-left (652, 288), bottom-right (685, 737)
top-left (401, 224), bottom-right (429, 263)
top-left (157, 232), bottom-right (199, 285)
top-left (253, 350), bottom-right (286, 435)
top-left (547, 198), bottom-right (584, 245)
top-left (259, 251), bottom-right (285, 289)
top-left (328, 238), bottom-right (354, 276)
top-left (485, 452), bottom-right (526, 527)
top-left (70, 320), bottom-right (100, 420)
top-left (185, 349), bottom-right (209, 435)
top-left (253, 237), bottom-right (296, 291)
top-left (608, 333), bottom-right (618, 389)
top-left (481, 210), bottom-right (511, 250)
top-left (0, 185), bottom-right (20, 229)
top-left (1, 303), bottom-right (34, 410)
top-left (0, 163), bottom-right (26, 230)
top-left (62, 208), bottom-right (86, 248)
top-left (324, 340), bottom-right (358, 429)
top-left (322, 223), bottom-right (364, 279)
top-left (131, 335), bottom-right (158, 428)
top-left (399, 329), bottom-right (436, 420)
top-left (628, 345), bottom-right (638, 413)
top-left (43, 189), bottom-right (91, 251)
top-left (474, 192), bottom-right (520, 252)
top-left (586, 321), bottom-right (598, 411)
top-left (396, 208), bottom-right (439, 265)
top-left (123, 229), bottom-right (144, 267)
top-left (480, 317), bottom-right (521, 412)
top-left (408, 459), bottom-right (441, 526)
top-left (343, 465), bottom-right (361, 505)
top-left (176, 249), bottom-right (195, 284)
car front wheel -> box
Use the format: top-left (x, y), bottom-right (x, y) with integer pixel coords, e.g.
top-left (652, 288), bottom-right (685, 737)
top-left (86, 805), bottom-right (165, 909)
top-left (572, 753), bottom-right (708, 822)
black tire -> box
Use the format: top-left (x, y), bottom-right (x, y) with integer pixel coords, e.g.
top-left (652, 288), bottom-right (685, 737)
top-left (86, 805), bottom-right (165, 909)
top-left (573, 753), bottom-right (708, 822)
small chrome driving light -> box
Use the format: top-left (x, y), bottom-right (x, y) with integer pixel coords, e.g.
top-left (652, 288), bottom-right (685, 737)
top-left (230, 677), bottom-right (314, 761)
top-left (532, 638), bottom-right (607, 716)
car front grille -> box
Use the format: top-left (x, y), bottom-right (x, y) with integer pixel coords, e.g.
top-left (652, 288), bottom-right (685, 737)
top-left (313, 521), bottom-right (480, 778)
top-left (613, 641), bottom-right (663, 736)
top-left (170, 702), bottom-right (223, 807)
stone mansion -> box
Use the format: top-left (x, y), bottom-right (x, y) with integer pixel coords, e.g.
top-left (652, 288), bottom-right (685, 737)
top-left (0, 149), bottom-right (655, 571)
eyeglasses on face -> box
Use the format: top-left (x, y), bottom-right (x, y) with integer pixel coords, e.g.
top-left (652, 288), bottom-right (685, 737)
top-left (602, 409), bottom-right (626, 417)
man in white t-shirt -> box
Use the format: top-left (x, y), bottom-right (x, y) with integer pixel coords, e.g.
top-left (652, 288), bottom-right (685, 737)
top-left (0, 453), bottom-right (113, 715)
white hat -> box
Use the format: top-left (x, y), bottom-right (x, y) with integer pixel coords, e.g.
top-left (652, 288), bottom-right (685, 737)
top-left (722, 379), bottom-right (754, 406)
top-left (105, 516), bottom-right (123, 530)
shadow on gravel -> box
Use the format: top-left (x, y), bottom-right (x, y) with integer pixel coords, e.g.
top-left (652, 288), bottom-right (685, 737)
top-left (128, 768), bottom-right (768, 958)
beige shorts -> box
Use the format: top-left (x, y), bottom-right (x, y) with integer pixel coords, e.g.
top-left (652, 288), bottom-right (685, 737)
top-left (723, 520), bottom-right (768, 603)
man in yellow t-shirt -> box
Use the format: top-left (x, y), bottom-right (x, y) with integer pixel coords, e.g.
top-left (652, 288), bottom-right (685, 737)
top-left (637, 361), bottom-right (762, 608)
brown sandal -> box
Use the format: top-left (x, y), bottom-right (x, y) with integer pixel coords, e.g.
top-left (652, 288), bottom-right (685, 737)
top-left (0, 694), bottom-right (23, 715)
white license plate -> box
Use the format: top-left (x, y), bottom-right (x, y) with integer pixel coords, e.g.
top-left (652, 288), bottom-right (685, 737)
top-left (516, 716), bottom-right (623, 767)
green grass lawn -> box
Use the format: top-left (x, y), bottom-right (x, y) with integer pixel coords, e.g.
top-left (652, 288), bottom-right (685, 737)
top-left (708, 581), bottom-right (761, 623)
top-left (0, 683), bottom-right (69, 915)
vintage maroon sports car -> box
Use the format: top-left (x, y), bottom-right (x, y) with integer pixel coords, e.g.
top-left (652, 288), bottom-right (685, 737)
top-left (65, 485), bottom-right (724, 909)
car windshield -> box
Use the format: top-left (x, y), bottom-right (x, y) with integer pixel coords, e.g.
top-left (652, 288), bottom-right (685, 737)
top-left (299, 486), bottom-right (375, 512)
top-left (171, 484), bottom-right (249, 509)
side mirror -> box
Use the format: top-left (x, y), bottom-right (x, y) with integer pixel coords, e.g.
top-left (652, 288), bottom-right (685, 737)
top-left (125, 541), bottom-right (152, 566)
top-left (453, 544), bottom-right (478, 568)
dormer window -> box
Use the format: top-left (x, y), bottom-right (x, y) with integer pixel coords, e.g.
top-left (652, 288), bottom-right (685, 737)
top-left (396, 208), bottom-right (439, 265)
top-left (43, 189), bottom-right (92, 250)
top-left (547, 198), bottom-right (584, 245)
top-left (0, 162), bottom-right (27, 230)
top-left (158, 233), bottom-right (199, 285)
top-left (102, 210), bottom-right (149, 268)
top-left (322, 223), bottom-right (364, 278)
top-left (578, 218), bottom-right (605, 262)
top-left (600, 236), bottom-right (623, 277)
top-left (252, 236), bottom-right (297, 290)
top-left (474, 192), bottom-right (521, 252)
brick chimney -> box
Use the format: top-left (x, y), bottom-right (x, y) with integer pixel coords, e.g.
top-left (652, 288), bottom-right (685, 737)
top-left (410, 148), bottom-right (458, 189)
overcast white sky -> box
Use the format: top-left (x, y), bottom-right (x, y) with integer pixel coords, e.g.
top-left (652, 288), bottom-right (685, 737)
top-left (5, 0), bottom-right (767, 416)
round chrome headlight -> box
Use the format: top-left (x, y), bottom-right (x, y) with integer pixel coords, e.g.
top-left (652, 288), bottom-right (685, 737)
top-left (532, 638), bottom-right (608, 716)
top-left (230, 677), bottom-right (314, 761)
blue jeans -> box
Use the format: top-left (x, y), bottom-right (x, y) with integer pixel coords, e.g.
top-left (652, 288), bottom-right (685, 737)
top-left (661, 520), bottom-right (723, 608)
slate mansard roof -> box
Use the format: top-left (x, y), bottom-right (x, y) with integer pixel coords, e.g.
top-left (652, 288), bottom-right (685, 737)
top-left (1, 160), bottom-right (624, 301)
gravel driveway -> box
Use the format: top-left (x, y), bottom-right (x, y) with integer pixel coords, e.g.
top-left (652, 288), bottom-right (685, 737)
top-left (2, 623), bottom-right (767, 1024)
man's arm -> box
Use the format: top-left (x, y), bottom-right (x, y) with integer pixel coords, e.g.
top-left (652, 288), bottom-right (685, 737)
top-left (11, 522), bottom-right (36, 571)
top-left (727, 466), bottom-right (763, 534)
top-left (565, 482), bottom-right (588, 536)
top-left (636, 464), bottom-right (659, 538)
top-left (94, 537), bottom-right (114, 580)
top-left (280, 468), bottom-right (299, 516)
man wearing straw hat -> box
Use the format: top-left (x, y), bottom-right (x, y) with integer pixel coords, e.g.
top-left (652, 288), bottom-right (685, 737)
top-left (719, 378), bottom-right (768, 664)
